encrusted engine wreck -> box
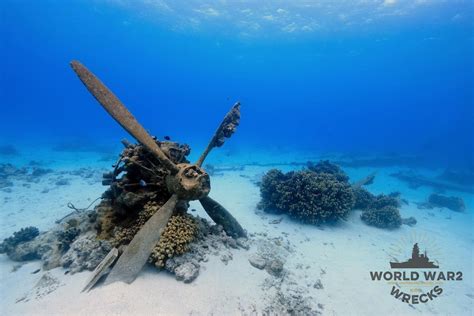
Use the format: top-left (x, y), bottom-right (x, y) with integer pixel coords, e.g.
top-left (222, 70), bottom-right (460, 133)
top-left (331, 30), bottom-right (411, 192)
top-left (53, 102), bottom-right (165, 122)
top-left (0, 61), bottom-right (247, 289)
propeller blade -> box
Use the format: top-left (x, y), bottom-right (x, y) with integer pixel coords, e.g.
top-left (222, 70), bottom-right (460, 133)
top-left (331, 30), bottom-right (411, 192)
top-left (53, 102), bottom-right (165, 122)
top-left (70, 60), bottom-right (179, 174)
top-left (82, 247), bottom-right (119, 292)
top-left (196, 102), bottom-right (240, 167)
top-left (104, 194), bottom-right (179, 285)
top-left (199, 196), bottom-right (246, 238)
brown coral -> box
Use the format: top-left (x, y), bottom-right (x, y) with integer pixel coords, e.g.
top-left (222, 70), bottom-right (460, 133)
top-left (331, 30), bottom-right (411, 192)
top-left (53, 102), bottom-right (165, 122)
top-left (110, 201), bottom-right (163, 246)
top-left (259, 169), bottom-right (355, 224)
top-left (150, 214), bottom-right (198, 267)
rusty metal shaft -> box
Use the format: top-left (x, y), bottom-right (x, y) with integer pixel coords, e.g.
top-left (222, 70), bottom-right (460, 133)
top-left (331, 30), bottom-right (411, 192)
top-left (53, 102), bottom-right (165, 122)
top-left (70, 61), bottom-right (179, 174)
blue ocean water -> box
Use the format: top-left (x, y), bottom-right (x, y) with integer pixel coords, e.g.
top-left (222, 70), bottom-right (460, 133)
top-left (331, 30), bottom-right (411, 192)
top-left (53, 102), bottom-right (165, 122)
top-left (1, 0), bottom-right (473, 168)
top-left (1, 3), bottom-right (474, 315)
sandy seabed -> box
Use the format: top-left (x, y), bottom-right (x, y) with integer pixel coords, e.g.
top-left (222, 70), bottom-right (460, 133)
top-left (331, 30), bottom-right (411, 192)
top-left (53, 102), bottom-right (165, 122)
top-left (0, 148), bottom-right (472, 316)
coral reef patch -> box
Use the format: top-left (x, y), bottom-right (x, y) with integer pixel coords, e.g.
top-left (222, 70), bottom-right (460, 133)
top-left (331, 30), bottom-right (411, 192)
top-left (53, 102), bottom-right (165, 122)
top-left (259, 160), bottom-right (406, 230)
top-left (0, 162), bottom-right (98, 193)
top-left (0, 227), bottom-right (40, 260)
top-left (352, 186), bottom-right (403, 229)
top-left (60, 234), bottom-right (113, 273)
top-left (258, 163), bottom-right (354, 224)
top-left (0, 209), bottom-right (100, 270)
top-left (352, 187), bottom-right (375, 210)
top-left (307, 160), bottom-right (349, 183)
top-left (352, 187), bottom-right (400, 211)
top-left (360, 206), bottom-right (402, 229)
top-left (150, 214), bottom-right (199, 268)
top-left (161, 217), bottom-right (248, 282)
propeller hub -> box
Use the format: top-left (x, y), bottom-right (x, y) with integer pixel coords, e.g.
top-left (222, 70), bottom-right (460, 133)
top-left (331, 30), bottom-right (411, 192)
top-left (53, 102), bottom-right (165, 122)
top-left (166, 163), bottom-right (210, 200)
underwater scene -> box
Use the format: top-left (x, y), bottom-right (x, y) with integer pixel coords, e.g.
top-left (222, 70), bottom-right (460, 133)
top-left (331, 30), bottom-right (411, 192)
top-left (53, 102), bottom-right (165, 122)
top-left (0, 1), bottom-right (473, 315)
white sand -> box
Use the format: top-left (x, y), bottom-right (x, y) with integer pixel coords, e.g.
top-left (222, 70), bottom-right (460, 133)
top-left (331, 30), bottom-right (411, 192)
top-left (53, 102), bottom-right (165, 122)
top-left (1, 151), bottom-right (473, 315)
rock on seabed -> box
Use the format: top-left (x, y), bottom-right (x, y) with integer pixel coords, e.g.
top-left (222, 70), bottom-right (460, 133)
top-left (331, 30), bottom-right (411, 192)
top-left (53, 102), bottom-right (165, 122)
top-left (248, 254), bottom-right (266, 270)
top-left (174, 262), bottom-right (199, 283)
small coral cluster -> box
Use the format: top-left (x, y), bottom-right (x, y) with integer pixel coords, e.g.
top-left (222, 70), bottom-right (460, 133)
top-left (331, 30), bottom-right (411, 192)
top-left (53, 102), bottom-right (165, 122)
top-left (353, 187), bottom-right (402, 229)
top-left (109, 201), bottom-right (163, 247)
top-left (162, 217), bottom-right (248, 283)
top-left (0, 209), bottom-right (109, 272)
top-left (150, 214), bottom-right (198, 267)
top-left (360, 206), bottom-right (402, 229)
top-left (352, 186), bottom-right (375, 210)
top-left (60, 234), bottom-right (112, 273)
top-left (259, 161), bottom-right (354, 224)
top-left (307, 160), bottom-right (349, 183)
top-left (0, 226), bottom-right (39, 259)
top-left (0, 163), bottom-right (54, 190)
top-left (57, 227), bottom-right (81, 252)
top-left (353, 187), bottom-right (401, 211)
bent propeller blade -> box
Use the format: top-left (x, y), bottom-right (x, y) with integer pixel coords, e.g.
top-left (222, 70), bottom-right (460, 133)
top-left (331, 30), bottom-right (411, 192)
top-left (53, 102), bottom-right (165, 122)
top-left (70, 60), bottom-right (178, 174)
top-left (196, 102), bottom-right (240, 167)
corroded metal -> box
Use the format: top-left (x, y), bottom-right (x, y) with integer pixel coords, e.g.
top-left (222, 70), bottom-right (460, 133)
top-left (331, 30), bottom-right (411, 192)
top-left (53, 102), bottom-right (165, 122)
top-left (166, 163), bottom-right (210, 200)
top-left (200, 196), bottom-right (246, 238)
top-left (196, 102), bottom-right (240, 167)
top-left (82, 247), bottom-right (119, 292)
top-left (70, 60), bottom-right (245, 286)
top-left (194, 102), bottom-right (245, 237)
top-left (70, 61), bottom-right (179, 174)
